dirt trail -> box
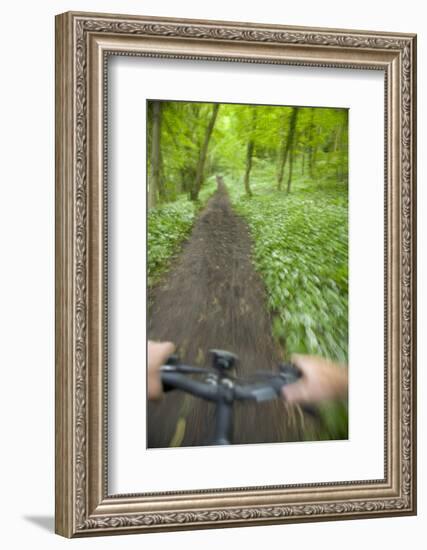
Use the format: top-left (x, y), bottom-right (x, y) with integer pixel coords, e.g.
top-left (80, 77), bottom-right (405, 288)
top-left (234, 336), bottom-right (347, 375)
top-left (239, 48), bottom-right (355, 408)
top-left (148, 180), bottom-right (303, 447)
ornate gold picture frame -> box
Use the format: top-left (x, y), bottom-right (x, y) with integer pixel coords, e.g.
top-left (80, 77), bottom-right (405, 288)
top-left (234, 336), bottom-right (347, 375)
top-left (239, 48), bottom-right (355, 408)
top-left (55, 11), bottom-right (416, 537)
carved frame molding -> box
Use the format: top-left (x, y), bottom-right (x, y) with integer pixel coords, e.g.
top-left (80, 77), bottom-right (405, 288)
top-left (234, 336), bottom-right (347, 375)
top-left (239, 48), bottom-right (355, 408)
top-left (55, 11), bottom-right (416, 537)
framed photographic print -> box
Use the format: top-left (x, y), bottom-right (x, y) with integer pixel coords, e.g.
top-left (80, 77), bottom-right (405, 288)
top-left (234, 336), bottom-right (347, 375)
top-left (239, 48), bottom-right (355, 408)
top-left (55, 11), bottom-right (417, 537)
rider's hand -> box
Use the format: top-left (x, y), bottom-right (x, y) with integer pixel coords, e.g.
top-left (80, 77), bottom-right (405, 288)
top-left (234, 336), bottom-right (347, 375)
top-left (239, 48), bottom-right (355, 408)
top-left (148, 340), bottom-right (175, 400)
top-left (281, 354), bottom-right (348, 405)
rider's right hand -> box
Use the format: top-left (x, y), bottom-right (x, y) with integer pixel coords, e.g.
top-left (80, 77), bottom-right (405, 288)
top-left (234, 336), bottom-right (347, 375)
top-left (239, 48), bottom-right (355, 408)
top-left (281, 354), bottom-right (348, 405)
top-left (148, 340), bottom-right (176, 400)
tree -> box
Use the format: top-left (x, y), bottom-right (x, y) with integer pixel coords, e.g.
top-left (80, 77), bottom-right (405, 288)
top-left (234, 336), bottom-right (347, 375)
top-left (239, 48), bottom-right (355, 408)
top-left (307, 108), bottom-right (316, 178)
top-left (190, 103), bottom-right (220, 201)
top-left (148, 100), bottom-right (349, 205)
top-left (277, 107), bottom-right (299, 191)
top-left (242, 109), bottom-right (258, 197)
top-left (148, 101), bottom-right (162, 208)
top-left (286, 118), bottom-right (299, 193)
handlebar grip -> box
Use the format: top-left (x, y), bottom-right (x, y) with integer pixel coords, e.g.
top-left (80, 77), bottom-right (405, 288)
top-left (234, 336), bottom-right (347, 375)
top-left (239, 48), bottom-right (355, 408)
top-left (279, 362), bottom-right (302, 384)
top-left (160, 371), bottom-right (218, 401)
top-left (234, 364), bottom-right (302, 402)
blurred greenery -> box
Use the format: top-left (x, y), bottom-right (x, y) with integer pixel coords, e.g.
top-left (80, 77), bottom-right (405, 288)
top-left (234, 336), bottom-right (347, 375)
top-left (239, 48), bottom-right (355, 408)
top-left (148, 180), bottom-right (217, 290)
top-left (147, 100), bottom-right (348, 439)
top-left (229, 173), bottom-right (348, 441)
top-left (229, 178), bottom-right (348, 363)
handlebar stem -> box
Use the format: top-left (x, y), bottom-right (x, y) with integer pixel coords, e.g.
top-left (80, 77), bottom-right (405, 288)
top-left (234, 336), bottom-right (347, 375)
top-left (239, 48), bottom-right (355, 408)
top-left (212, 399), bottom-right (233, 445)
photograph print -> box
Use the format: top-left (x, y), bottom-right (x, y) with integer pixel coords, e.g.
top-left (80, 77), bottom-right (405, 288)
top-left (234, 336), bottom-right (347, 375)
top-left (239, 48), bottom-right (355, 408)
top-left (146, 99), bottom-right (349, 449)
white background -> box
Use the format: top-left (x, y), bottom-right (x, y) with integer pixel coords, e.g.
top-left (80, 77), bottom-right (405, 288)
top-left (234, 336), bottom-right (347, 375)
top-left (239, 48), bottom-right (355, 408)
top-left (109, 59), bottom-right (384, 493)
top-left (0, 0), bottom-right (424, 548)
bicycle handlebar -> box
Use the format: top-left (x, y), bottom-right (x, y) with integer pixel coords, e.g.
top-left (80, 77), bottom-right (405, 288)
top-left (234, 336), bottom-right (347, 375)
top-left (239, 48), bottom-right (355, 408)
top-left (160, 360), bottom-right (302, 404)
top-left (158, 349), bottom-right (303, 445)
top-left (161, 371), bottom-right (219, 401)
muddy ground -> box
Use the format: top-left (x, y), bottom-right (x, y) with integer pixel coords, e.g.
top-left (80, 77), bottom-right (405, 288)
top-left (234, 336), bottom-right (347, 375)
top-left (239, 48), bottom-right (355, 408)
top-left (147, 181), bottom-right (307, 447)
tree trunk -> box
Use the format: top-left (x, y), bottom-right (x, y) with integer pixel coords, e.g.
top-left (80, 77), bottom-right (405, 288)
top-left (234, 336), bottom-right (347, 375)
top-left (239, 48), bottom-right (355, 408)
top-left (191, 103), bottom-right (220, 201)
top-left (158, 147), bottom-right (166, 200)
top-left (310, 144), bottom-right (318, 177)
top-left (277, 107), bottom-right (299, 191)
top-left (242, 109), bottom-right (258, 197)
top-left (148, 101), bottom-right (161, 208)
top-left (243, 140), bottom-right (254, 197)
top-left (287, 142), bottom-right (296, 193)
top-left (338, 122), bottom-right (347, 184)
top-left (308, 108), bottom-right (315, 178)
top-left (310, 126), bottom-right (321, 178)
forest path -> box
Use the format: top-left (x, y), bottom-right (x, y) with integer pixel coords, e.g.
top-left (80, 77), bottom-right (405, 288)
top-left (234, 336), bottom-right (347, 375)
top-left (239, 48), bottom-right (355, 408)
top-left (148, 180), bottom-right (303, 447)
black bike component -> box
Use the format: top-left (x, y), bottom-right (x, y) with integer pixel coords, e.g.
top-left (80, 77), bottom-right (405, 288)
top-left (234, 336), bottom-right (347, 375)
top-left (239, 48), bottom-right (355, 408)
top-left (209, 349), bottom-right (238, 373)
top-left (159, 350), bottom-right (303, 445)
top-left (165, 354), bottom-right (179, 366)
top-left (278, 362), bottom-right (302, 384)
top-left (163, 363), bottom-right (209, 375)
top-left (161, 357), bottom-right (213, 391)
top-left (234, 381), bottom-right (278, 402)
top-left (160, 371), bottom-right (219, 401)
top-left (213, 399), bottom-right (233, 445)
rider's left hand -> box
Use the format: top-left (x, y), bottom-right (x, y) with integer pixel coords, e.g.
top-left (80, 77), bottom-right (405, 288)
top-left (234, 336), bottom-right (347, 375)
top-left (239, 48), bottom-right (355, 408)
top-left (148, 340), bottom-right (176, 400)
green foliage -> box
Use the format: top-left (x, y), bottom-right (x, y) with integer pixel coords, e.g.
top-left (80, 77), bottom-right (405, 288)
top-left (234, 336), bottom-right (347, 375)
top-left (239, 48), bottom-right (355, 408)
top-left (147, 200), bottom-right (195, 289)
top-left (148, 100), bottom-right (349, 439)
top-left (231, 176), bottom-right (348, 440)
top-left (148, 181), bottom-right (217, 289)
top-left (149, 100), bottom-right (349, 361)
top-left (148, 101), bottom-right (223, 202)
top-left (148, 100), bottom-right (348, 204)
top-left (232, 183), bottom-right (348, 363)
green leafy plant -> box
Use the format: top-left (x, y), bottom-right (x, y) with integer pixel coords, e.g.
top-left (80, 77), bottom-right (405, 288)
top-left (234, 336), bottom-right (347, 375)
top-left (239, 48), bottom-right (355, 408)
top-left (147, 99), bottom-right (349, 440)
top-left (231, 183), bottom-right (348, 363)
top-left (148, 182), bottom-right (216, 290)
top-left (231, 178), bottom-right (348, 440)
